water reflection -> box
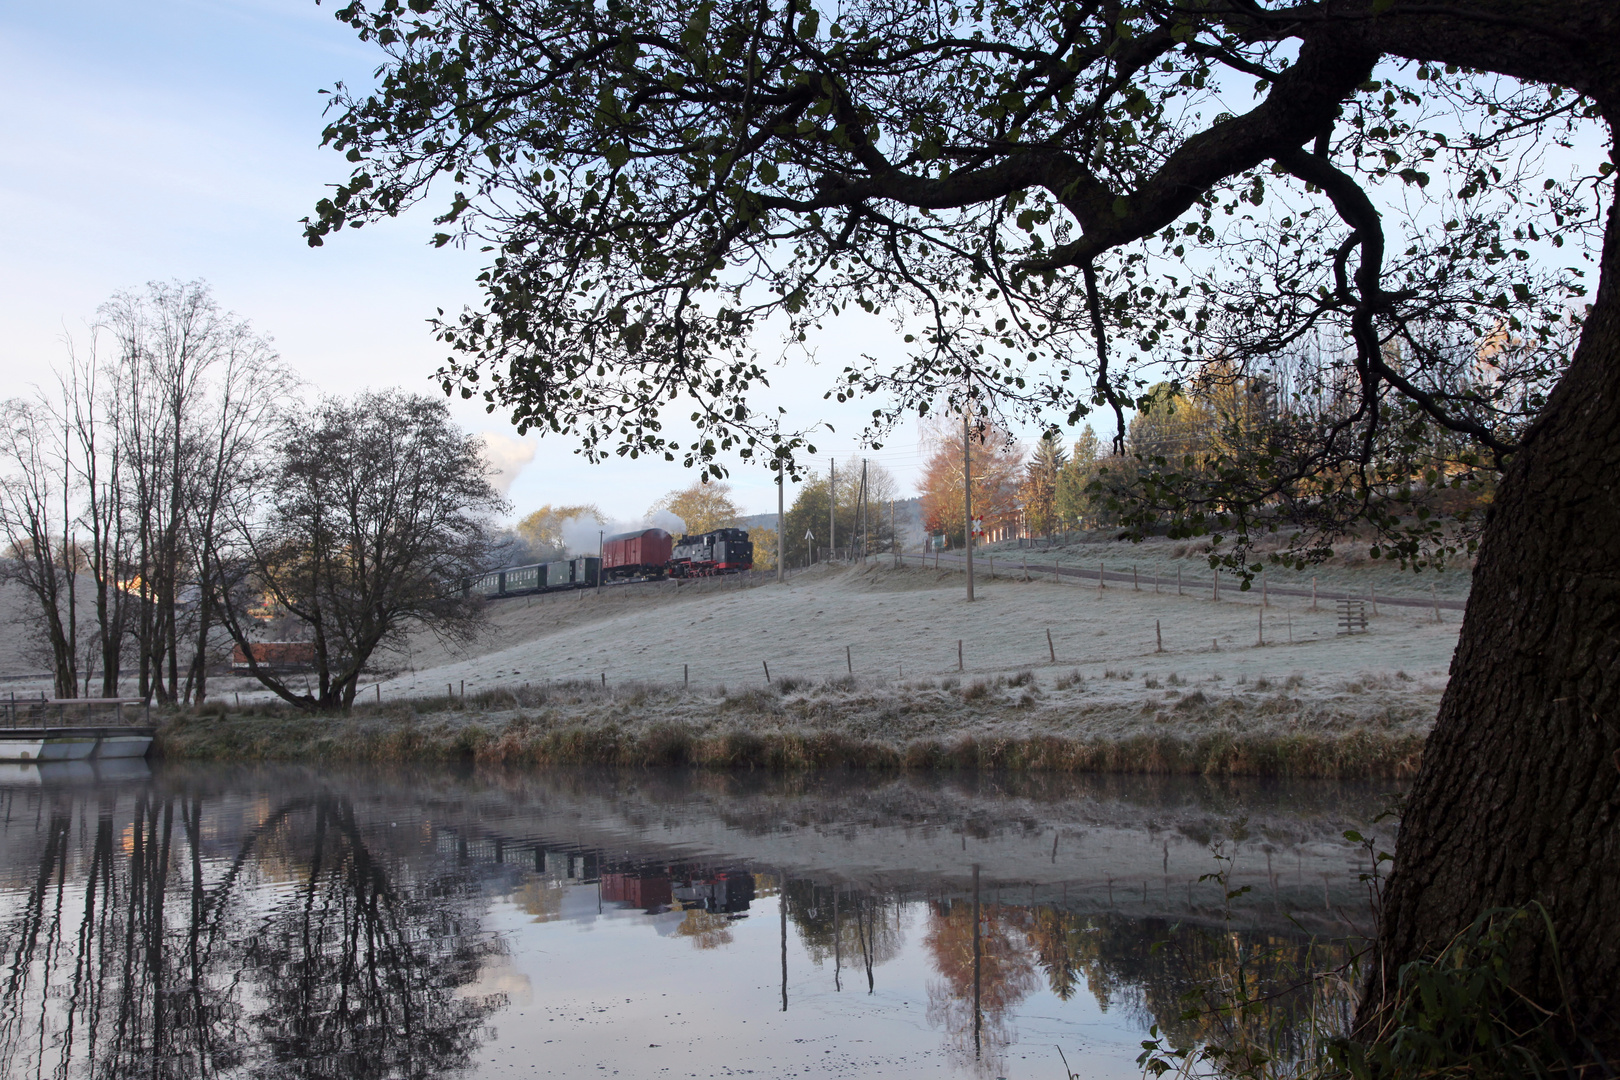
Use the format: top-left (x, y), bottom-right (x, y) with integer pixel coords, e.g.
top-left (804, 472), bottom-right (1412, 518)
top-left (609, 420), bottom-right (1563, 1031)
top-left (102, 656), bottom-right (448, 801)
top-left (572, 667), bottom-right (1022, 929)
top-left (0, 766), bottom-right (1390, 1079)
top-left (0, 785), bottom-right (502, 1080)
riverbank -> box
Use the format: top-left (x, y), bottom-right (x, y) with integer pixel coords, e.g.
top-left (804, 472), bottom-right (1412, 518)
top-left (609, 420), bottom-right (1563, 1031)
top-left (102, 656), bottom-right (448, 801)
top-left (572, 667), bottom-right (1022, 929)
top-left (158, 671), bottom-right (1430, 778)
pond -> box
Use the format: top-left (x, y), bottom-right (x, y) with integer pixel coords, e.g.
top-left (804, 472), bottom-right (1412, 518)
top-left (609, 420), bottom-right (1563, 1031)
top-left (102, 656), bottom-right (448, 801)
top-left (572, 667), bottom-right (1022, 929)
top-left (0, 763), bottom-right (1398, 1079)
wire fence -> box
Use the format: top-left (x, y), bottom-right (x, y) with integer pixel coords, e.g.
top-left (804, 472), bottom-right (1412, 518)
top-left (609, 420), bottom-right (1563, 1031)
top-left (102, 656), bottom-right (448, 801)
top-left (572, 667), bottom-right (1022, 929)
top-left (897, 551), bottom-right (1467, 615)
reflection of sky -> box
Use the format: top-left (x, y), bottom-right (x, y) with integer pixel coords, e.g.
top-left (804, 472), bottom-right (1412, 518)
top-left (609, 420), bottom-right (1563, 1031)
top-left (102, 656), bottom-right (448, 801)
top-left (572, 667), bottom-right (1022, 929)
top-left (475, 886), bottom-right (1143, 1080)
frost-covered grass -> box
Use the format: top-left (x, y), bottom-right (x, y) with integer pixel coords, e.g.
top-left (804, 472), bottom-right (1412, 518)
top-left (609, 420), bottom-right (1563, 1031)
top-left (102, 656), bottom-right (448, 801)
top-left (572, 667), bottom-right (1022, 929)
top-left (188, 552), bottom-right (1457, 776)
top-left (163, 668), bottom-right (1427, 778)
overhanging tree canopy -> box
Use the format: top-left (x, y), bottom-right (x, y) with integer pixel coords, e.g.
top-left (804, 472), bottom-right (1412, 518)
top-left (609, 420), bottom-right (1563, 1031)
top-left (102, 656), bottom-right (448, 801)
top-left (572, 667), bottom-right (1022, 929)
top-left (312, 0), bottom-right (1620, 1052)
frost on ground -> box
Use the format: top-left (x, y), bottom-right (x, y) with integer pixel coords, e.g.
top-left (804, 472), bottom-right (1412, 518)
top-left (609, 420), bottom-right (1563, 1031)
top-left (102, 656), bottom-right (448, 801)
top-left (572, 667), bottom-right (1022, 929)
top-left (217, 539), bottom-right (1462, 749)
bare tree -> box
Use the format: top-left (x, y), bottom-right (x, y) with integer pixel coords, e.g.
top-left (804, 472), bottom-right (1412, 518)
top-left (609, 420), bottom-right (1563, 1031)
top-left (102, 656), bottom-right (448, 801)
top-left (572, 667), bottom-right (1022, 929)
top-left (220, 390), bottom-right (504, 711)
top-left (178, 330), bottom-right (292, 705)
top-left (0, 398), bottom-right (79, 697)
top-left (101, 281), bottom-right (291, 706)
top-left (62, 335), bottom-right (132, 696)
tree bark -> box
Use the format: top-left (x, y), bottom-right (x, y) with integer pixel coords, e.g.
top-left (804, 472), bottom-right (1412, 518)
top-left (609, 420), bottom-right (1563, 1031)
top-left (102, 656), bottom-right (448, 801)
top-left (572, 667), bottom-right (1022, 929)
top-left (1368, 185), bottom-right (1620, 1050)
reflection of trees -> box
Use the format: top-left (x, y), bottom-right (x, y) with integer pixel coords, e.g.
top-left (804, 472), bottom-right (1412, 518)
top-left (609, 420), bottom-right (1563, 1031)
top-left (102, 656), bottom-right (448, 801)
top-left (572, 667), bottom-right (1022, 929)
top-left (0, 787), bottom-right (501, 1080)
top-left (1025, 905), bottom-right (1088, 1002)
top-left (923, 899), bottom-right (1037, 1077)
top-left (1066, 913), bottom-right (1357, 1062)
top-left (1, 792), bottom-right (252, 1079)
top-left (673, 909), bottom-right (734, 950)
top-left (782, 882), bottom-right (904, 992)
top-left (508, 880), bottom-right (566, 922)
top-left (913, 895), bottom-right (1355, 1077)
top-left (244, 796), bottom-right (500, 1079)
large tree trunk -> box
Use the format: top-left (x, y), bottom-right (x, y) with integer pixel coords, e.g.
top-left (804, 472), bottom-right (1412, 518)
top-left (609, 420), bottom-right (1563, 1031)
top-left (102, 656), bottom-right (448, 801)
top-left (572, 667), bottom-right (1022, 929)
top-left (1368, 190), bottom-right (1620, 1051)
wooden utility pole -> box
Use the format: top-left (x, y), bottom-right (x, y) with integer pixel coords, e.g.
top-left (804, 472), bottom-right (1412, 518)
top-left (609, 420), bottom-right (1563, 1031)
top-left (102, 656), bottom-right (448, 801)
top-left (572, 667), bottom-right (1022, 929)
top-left (972, 863), bottom-right (982, 1056)
top-left (829, 458), bottom-right (836, 562)
top-left (860, 457), bottom-right (869, 563)
top-left (776, 458), bottom-right (785, 583)
top-left (964, 406), bottom-right (975, 602)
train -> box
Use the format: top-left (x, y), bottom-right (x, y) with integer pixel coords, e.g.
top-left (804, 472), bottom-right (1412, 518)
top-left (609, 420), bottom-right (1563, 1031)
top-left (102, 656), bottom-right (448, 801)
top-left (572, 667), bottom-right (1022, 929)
top-left (470, 527), bottom-right (755, 599)
top-left (469, 555), bottom-right (602, 599)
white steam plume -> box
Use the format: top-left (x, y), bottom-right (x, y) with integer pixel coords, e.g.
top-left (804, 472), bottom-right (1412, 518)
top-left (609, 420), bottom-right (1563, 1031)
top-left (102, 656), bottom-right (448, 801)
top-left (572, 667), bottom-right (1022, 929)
top-left (560, 511), bottom-right (686, 556)
top-left (478, 432), bottom-right (536, 495)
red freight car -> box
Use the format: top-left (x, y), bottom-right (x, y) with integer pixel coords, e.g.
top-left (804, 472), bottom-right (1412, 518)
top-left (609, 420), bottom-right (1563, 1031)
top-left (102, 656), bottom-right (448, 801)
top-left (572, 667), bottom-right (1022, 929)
top-left (231, 641), bottom-right (316, 670)
top-left (600, 528), bottom-right (674, 580)
top-left (600, 872), bottom-right (672, 909)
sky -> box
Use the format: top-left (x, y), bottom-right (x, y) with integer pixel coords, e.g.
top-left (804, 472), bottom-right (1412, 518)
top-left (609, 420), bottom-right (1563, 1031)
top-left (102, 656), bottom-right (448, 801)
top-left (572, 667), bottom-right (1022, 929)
top-left (0, 0), bottom-right (942, 522)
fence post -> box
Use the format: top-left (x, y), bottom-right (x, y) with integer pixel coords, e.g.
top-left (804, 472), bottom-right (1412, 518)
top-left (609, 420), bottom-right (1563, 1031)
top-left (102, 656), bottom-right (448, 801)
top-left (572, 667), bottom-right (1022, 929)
top-left (1432, 584), bottom-right (1441, 623)
top-left (846, 645), bottom-right (853, 675)
top-left (1098, 561), bottom-right (1105, 590)
top-left (1156, 620), bottom-right (1163, 652)
top-left (1046, 629), bottom-right (1056, 663)
top-left (1213, 569), bottom-right (1220, 601)
top-left (958, 640), bottom-right (964, 672)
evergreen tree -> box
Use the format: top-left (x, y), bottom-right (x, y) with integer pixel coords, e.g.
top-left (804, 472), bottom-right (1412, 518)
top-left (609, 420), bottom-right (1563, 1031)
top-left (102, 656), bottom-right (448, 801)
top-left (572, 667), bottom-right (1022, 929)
top-left (1053, 427), bottom-right (1101, 532)
top-left (1020, 433), bottom-right (1068, 538)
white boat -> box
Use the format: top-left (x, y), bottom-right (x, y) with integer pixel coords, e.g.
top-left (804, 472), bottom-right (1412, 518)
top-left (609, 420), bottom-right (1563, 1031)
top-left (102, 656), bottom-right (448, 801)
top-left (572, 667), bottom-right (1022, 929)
top-left (0, 728), bottom-right (152, 762)
top-left (94, 733), bottom-right (154, 759)
top-left (0, 736), bottom-right (45, 762)
top-left (38, 734), bottom-right (99, 760)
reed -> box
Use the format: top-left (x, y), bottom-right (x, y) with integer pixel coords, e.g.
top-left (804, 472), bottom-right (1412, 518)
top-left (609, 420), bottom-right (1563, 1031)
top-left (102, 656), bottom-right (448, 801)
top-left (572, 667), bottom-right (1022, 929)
top-left (157, 711), bottom-right (1425, 778)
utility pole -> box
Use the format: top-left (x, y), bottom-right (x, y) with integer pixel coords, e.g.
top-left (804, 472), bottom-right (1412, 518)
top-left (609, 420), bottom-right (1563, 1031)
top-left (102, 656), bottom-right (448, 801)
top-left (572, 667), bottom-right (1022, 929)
top-left (859, 457), bottom-right (869, 563)
top-left (964, 404), bottom-right (975, 602)
top-left (596, 529), bottom-right (604, 594)
top-left (891, 498), bottom-right (897, 567)
top-left (829, 458), bottom-right (836, 562)
top-left (776, 457), bottom-right (785, 583)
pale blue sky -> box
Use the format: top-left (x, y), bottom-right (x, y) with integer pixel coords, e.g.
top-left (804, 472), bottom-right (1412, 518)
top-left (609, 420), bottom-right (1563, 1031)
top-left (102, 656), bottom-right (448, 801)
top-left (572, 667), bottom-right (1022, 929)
top-left (0, 0), bottom-right (935, 521)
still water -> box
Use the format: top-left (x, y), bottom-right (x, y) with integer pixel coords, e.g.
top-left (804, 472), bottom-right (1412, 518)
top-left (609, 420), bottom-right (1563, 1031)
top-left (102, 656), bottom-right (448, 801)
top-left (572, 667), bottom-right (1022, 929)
top-left (0, 763), bottom-right (1396, 1079)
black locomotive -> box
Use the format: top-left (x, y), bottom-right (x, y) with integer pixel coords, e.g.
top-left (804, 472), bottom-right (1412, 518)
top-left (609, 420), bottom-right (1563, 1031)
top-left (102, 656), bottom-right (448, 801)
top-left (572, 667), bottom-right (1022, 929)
top-left (670, 527), bottom-right (753, 576)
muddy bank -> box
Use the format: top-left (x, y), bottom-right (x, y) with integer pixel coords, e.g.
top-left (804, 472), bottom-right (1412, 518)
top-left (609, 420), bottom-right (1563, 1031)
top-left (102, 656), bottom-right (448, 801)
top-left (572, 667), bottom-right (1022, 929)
top-left (158, 674), bottom-right (1430, 778)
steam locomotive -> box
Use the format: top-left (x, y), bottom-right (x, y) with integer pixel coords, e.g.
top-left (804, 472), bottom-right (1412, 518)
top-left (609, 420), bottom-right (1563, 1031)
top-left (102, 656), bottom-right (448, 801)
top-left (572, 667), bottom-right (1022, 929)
top-left (600, 526), bottom-right (754, 581)
top-left (471, 527), bottom-right (754, 599)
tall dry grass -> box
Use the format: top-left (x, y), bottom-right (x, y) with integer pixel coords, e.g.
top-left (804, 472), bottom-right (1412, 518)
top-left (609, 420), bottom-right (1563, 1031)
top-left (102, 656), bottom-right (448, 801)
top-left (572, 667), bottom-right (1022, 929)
top-left (157, 708), bottom-right (1424, 778)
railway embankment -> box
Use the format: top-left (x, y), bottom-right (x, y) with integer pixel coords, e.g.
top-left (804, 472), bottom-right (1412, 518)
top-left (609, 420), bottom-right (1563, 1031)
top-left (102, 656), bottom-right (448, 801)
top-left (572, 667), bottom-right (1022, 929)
top-left (163, 545), bottom-right (1461, 777)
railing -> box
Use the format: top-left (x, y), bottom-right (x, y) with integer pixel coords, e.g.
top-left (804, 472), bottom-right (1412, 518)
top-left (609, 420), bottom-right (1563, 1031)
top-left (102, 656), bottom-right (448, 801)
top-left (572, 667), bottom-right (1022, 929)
top-left (2, 696), bottom-right (151, 730)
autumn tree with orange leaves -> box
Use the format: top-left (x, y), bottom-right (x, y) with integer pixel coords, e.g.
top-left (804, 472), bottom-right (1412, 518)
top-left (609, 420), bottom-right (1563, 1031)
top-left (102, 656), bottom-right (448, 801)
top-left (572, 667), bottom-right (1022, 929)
top-left (917, 421), bottom-right (1023, 548)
